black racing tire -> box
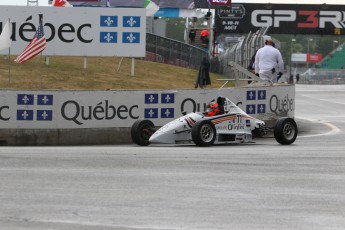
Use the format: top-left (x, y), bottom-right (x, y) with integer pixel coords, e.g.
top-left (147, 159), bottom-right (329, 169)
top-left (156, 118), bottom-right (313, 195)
top-left (192, 120), bottom-right (216, 147)
top-left (131, 120), bottom-right (155, 146)
top-left (274, 117), bottom-right (298, 145)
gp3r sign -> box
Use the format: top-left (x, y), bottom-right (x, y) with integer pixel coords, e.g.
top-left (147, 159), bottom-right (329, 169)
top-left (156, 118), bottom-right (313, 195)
top-left (215, 3), bottom-right (345, 35)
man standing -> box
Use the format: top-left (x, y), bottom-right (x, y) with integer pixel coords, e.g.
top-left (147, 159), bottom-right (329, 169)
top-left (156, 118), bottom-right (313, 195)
top-left (255, 36), bottom-right (284, 83)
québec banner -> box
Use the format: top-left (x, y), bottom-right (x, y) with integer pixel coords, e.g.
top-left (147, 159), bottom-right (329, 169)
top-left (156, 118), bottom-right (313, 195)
top-left (0, 6), bottom-right (146, 57)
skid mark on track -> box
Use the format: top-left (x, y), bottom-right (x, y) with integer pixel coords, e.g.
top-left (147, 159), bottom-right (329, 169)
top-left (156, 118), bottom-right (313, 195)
top-left (297, 118), bottom-right (341, 138)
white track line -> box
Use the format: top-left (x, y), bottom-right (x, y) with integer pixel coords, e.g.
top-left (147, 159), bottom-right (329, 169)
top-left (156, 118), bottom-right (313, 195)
top-left (297, 118), bottom-right (341, 138)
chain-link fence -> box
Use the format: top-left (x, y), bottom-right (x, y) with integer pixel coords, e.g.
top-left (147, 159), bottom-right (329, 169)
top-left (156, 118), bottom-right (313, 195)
top-left (216, 28), bottom-right (272, 78)
top-left (145, 33), bottom-right (208, 69)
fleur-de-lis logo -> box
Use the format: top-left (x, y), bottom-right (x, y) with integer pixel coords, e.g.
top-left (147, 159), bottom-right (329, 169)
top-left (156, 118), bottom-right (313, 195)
top-left (21, 95), bottom-right (31, 104)
top-left (104, 33), bottom-right (114, 43)
top-left (21, 111), bottom-right (30, 120)
top-left (104, 16), bottom-right (114, 27)
top-left (127, 17), bottom-right (137, 27)
top-left (126, 33), bottom-right (136, 43)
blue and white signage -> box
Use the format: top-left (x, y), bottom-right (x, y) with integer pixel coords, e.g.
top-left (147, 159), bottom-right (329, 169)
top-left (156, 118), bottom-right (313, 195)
top-left (123, 16), bottom-right (141, 27)
top-left (0, 6), bottom-right (146, 57)
top-left (246, 89), bottom-right (268, 115)
top-left (145, 108), bottom-right (158, 119)
top-left (122, 32), bottom-right (140, 43)
top-left (145, 94), bottom-right (159, 104)
top-left (161, 93), bottom-right (175, 104)
top-left (0, 86), bottom-right (295, 129)
top-left (100, 32), bottom-right (118, 43)
top-left (257, 104), bottom-right (266, 114)
top-left (246, 105), bottom-right (256, 114)
top-left (258, 90), bottom-right (266, 100)
top-left (100, 16), bottom-right (118, 27)
top-left (246, 91), bottom-right (256, 100)
top-left (37, 95), bottom-right (54, 105)
top-left (37, 110), bottom-right (53, 121)
top-left (17, 94), bottom-right (34, 105)
top-left (161, 108), bottom-right (174, 118)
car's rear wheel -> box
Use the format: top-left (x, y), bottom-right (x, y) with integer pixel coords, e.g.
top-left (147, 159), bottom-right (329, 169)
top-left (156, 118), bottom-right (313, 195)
top-left (274, 117), bottom-right (298, 145)
top-left (131, 120), bottom-right (155, 146)
top-left (192, 120), bottom-right (216, 146)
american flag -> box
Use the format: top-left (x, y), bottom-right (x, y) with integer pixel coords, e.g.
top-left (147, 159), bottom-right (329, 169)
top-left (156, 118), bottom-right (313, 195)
top-left (14, 15), bottom-right (46, 64)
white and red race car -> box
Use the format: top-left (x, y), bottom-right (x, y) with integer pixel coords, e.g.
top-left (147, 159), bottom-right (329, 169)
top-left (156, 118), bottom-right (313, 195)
top-left (131, 96), bottom-right (298, 146)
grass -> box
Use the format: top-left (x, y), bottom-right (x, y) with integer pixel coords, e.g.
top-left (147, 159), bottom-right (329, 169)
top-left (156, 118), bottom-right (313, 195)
top-left (0, 55), bottom-right (230, 90)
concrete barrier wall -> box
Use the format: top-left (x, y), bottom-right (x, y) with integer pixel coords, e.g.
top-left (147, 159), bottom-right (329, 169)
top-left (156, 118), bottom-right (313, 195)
top-left (0, 85), bottom-right (295, 145)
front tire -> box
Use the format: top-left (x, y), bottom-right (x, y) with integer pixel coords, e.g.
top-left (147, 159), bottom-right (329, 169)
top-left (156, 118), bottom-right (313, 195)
top-left (131, 120), bottom-right (155, 146)
top-left (274, 117), bottom-right (298, 145)
top-left (192, 120), bottom-right (216, 146)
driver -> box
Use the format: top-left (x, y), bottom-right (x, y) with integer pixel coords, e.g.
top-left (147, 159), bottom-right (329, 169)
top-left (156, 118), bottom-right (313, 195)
top-left (206, 101), bottom-right (220, 116)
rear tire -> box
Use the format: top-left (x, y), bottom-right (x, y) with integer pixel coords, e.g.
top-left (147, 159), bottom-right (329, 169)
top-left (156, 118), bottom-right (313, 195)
top-left (131, 120), bottom-right (155, 146)
top-left (192, 120), bottom-right (216, 146)
top-left (274, 117), bottom-right (298, 145)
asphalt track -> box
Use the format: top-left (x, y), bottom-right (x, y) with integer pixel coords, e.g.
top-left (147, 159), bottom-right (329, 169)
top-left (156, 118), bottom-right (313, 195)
top-left (0, 85), bottom-right (345, 230)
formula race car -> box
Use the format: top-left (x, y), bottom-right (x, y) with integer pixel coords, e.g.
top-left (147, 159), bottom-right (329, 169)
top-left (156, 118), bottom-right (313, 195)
top-left (131, 96), bottom-right (298, 146)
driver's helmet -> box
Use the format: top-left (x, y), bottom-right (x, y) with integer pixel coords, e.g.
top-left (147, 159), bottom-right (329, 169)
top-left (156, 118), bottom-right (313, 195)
top-left (206, 100), bottom-right (220, 116)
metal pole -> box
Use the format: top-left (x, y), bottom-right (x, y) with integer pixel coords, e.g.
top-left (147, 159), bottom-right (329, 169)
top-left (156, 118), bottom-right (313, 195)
top-left (8, 48), bottom-right (11, 84)
top-left (307, 39), bottom-right (312, 68)
top-left (83, 57), bottom-right (87, 70)
top-left (208, 9), bottom-right (213, 57)
top-left (131, 58), bottom-right (135, 77)
top-left (117, 57), bottom-right (124, 72)
top-left (290, 38), bottom-right (296, 76)
top-left (185, 17), bottom-right (189, 44)
top-left (8, 18), bottom-right (11, 84)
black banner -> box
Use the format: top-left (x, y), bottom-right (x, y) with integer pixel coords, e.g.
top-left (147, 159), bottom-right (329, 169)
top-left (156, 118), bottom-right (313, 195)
top-left (214, 3), bottom-right (345, 35)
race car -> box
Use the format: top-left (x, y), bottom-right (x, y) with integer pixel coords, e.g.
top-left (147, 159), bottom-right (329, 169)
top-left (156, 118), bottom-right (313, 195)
top-left (131, 96), bottom-right (298, 146)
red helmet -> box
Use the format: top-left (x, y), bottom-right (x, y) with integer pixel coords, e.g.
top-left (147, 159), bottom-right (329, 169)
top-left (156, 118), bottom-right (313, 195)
top-left (207, 101), bottom-right (219, 116)
top-left (201, 29), bottom-right (209, 37)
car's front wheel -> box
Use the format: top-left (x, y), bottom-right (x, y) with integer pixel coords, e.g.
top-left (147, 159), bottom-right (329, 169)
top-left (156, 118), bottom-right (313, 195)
top-left (192, 120), bottom-right (216, 146)
top-left (274, 117), bottom-right (298, 145)
top-left (131, 120), bottom-right (155, 146)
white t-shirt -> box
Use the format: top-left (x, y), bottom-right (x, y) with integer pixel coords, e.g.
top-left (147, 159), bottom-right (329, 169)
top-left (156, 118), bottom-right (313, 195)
top-left (254, 45), bottom-right (284, 75)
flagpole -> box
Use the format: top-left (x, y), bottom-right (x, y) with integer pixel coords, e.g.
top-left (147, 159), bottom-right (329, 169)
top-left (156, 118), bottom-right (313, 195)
top-left (8, 48), bottom-right (11, 84)
top-left (8, 18), bottom-right (11, 84)
top-left (39, 14), bottom-right (44, 89)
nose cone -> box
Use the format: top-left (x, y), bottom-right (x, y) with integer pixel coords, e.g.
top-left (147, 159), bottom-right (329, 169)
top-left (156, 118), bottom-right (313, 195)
top-left (149, 130), bottom-right (175, 144)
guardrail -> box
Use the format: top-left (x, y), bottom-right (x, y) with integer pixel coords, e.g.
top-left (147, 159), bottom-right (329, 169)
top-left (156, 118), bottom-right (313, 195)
top-left (299, 68), bottom-right (345, 84)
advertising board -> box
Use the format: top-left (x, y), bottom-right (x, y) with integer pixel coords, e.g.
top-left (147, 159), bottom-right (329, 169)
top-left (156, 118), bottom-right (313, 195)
top-left (213, 3), bottom-right (345, 35)
top-left (0, 87), bottom-right (295, 129)
top-left (0, 6), bottom-right (146, 57)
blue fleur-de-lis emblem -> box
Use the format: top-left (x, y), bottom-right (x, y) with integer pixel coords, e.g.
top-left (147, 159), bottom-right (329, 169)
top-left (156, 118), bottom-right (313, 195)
top-left (127, 17), bottom-right (137, 27)
top-left (126, 33), bottom-right (136, 43)
top-left (100, 32), bottom-right (117, 43)
top-left (104, 16), bottom-right (114, 27)
top-left (122, 32), bottom-right (140, 43)
top-left (100, 16), bottom-right (118, 27)
top-left (123, 16), bottom-right (140, 27)
top-left (104, 33), bottom-right (113, 43)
